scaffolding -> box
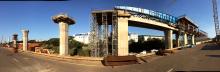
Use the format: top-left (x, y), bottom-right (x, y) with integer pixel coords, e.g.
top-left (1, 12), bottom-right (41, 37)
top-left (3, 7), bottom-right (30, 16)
top-left (89, 10), bottom-right (118, 57)
top-left (111, 11), bottom-right (118, 56)
top-left (89, 13), bottom-right (99, 57)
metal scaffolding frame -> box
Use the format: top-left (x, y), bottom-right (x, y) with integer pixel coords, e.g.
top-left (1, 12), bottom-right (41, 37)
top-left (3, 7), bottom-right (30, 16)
top-left (89, 11), bottom-right (118, 57)
top-left (111, 11), bottom-right (118, 56)
top-left (101, 13), bottom-right (108, 56)
top-left (89, 13), bottom-right (99, 57)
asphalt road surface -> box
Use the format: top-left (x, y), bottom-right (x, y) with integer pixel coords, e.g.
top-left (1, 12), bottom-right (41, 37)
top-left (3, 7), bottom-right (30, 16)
top-left (0, 43), bottom-right (220, 72)
top-left (0, 47), bottom-right (105, 72)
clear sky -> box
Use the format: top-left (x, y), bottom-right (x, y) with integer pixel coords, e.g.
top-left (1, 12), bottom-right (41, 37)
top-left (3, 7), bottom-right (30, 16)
top-left (0, 0), bottom-right (217, 42)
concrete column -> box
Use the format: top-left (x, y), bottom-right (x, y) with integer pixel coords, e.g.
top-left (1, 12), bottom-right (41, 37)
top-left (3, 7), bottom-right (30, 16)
top-left (175, 33), bottom-right (180, 47)
top-left (22, 30), bottom-right (29, 51)
top-left (165, 30), bottom-right (173, 49)
top-left (117, 17), bottom-right (129, 56)
top-left (12, 34), bottom-right (18, 48)
top-left (184, 33), bottom-right (188, 46)
top-left (59, 22), bottom-right (69, 56)
top-left (52, 14), bottom-right (75, 56)
top-left (192, 35), bottom-right (195, 45)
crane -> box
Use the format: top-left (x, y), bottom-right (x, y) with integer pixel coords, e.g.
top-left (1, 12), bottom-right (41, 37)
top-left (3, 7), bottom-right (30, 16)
top-left (212, 0), bottom-right (220, 41)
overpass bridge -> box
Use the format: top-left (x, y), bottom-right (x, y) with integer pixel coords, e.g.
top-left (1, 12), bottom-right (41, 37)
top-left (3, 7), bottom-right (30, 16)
top-left (89, 6), bottom-right (207, 57)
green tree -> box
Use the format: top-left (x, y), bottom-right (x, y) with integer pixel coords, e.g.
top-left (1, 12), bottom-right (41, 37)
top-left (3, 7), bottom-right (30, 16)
top-left (29, 40), bottom-right (37, 43)
top-left (41, 38), bottom-right (60, 53)
top-left (68, 36), bottom-right (85, 56)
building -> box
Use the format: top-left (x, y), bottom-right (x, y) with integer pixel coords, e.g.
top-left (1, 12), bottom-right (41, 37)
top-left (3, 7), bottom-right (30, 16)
top-left (73, 32), bottom-right (163, 44)
top-left (128, 33), bottom-right (138, 42)
top-left (138, 35), bottom-right (164, 41)
top-left (73, 32), bottom-right (90, 44)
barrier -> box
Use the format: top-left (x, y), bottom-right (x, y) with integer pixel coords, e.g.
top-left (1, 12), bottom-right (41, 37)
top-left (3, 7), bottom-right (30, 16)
top-left (103, 55), bottom-right (138, 66)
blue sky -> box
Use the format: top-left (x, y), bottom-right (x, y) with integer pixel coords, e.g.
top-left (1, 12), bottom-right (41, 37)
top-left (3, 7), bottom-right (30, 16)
top-left (0, 0), bottom-right (217, 41)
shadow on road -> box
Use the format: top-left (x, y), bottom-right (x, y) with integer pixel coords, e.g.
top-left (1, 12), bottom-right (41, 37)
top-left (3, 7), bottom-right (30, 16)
top-left (206, 55), bottom-right (220, 58)
top-left (200, 43), bottom-right (220, 50)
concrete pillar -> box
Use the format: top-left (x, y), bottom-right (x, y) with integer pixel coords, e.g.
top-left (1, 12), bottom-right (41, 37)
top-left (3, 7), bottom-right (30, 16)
top-left (12, 34), bottom-right (18, 48)
top-left (52, 14), bottom-right (75, 56)
top-left (192, 35), bottom-right (195, 45)
top-left (59, 22), bottom-right (69, 56)
top-left (22, 30), bottom-right (29, 51)
top-left (165, 30), bottom-right (173, 49)
top-left (184, 33), bottom-right (188, 46)
top-left (175, 33), bottom-right (180, 47)
top-left (117, 17), bottom-right (129, 56)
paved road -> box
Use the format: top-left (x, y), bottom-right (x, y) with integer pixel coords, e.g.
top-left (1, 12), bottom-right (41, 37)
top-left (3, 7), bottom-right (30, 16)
top-left (0, 48), bottom-right (105, 72)
top-left (105, 43), bottom-right (220, 72)
top-left (1, 43), bottom-right (220, 72)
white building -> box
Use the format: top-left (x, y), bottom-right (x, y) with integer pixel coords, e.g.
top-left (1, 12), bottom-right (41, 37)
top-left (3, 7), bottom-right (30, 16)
top-left (128, 33), bottom-right (138, 42)
top-left (73, 32), bottom-right (90, 44)
top-left (139, 35), bottom-right (164, 41)
top-left (73, 32), bottom-right (164, 44)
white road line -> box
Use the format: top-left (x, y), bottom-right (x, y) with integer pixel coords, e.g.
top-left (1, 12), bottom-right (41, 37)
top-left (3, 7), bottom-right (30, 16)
top-left (167, 68), bottom-right (174, 72)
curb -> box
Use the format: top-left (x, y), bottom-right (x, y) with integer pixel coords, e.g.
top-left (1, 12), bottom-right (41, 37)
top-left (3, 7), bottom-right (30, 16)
top-left (19, 50), bottom-right (103, 61)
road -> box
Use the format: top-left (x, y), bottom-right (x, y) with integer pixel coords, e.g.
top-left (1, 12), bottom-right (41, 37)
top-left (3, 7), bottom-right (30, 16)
top-left (106, 43), bottom-right (220, 72)
top-left (0, 43), bottom-right (220, 72)
top-left (0, 47), bottom-right (105, 72)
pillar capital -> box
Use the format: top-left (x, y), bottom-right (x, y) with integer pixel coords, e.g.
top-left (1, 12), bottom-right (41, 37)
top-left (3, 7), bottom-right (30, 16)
top-left (12, 33), bottom-right (18, 40)
top-left (117, 10), bottom-right (131, 18)
top-left (22, 29), bottom-right (29, 33)
top-left (52, 14), bottom-right (75, 25)
top-left (13, 33), bottom-right (18, 36)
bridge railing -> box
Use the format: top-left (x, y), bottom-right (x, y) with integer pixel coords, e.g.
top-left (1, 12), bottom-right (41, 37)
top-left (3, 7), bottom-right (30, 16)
top-left (115, 6), bottom-right (177, 26)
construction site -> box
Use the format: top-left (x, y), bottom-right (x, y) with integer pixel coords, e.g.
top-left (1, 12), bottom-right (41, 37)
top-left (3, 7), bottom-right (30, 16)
top-left (89, 6), bottom-right (208, 57)
top-left (1, 0), bottom-right (220, 72)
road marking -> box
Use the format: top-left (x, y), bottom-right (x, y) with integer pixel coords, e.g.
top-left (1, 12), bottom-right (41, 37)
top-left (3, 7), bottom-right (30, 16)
top-left (167, 68), bottom-right (174, 72)
top-left (13, 58), bottom-right (19, 63)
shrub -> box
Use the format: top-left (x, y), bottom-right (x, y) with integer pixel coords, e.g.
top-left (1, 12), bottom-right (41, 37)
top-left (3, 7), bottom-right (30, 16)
top-left (42, 36), bottom-right (86, 55)
top-left (69, 48), bottom-right (78, 56)
top-left (77, 48), bottom-right (91, 56)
